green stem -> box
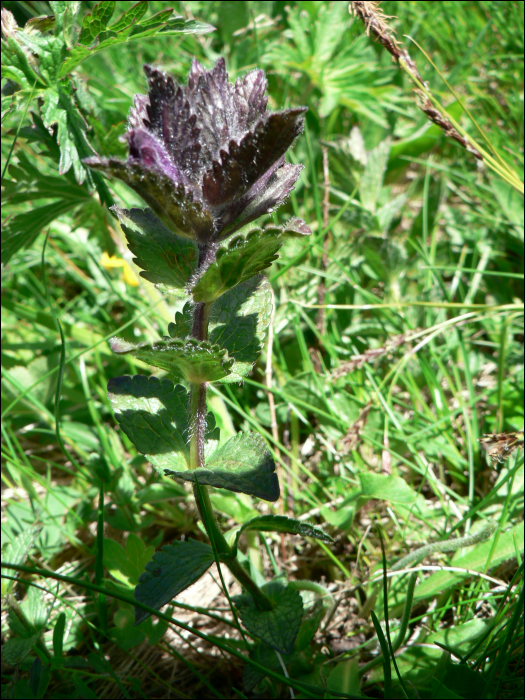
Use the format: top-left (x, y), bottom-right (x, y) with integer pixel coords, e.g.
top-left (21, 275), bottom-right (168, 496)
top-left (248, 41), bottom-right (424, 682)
top-left (188, 265), bottom-right (273, 612)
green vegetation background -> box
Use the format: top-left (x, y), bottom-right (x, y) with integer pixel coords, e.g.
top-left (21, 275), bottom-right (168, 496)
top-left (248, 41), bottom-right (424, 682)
top-left (2, 1), bottom-right (523, 698)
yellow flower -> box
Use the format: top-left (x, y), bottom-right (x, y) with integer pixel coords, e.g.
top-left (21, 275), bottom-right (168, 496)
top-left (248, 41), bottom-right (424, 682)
top-left (100, 252), bottom-right (139, 287)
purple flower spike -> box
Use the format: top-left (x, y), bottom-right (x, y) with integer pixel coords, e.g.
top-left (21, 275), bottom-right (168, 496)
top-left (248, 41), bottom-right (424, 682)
top-left (84, 58), bottom-right (306, 243)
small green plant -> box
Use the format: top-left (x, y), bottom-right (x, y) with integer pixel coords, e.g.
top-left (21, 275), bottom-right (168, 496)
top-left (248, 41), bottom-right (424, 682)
top-left (84, 57), bottom-right (334, 665)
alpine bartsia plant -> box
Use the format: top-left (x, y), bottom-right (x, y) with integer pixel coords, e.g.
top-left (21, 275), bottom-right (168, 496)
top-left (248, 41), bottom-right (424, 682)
top-left (84, 59), bottom-right (333, 666)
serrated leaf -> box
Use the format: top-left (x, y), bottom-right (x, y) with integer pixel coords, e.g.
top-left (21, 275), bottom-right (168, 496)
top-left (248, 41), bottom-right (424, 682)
top-left (1, 33), bottom-right (47, 89)
top-left (107, 375), bottom-right (219, 476)
top-left (230, 515), bottom-right (333, 556)
top-left (168, 302), bottom-right (193, 339)
top-left (78, 1), bottom-right (116, 46)
top-left (209, 275), bottom-right (273, 383)
top-left (14, 32), bottom-right (66, 84)
top-left (84, 157), bottom-right (214, 241)
top-left (112, 207), bottom-right (197, 289)
top-left (191, 218), bottom-right (310, 303)
top-left (60, 11), bottom-right (214, 77)
top-left (165, 431), bottom-right (279, 502)
top-left (110, 336), bottom-right (233, 383)
top-left (108, 1), bottom-right (148, 33)
top-left (234, 580), bottom-right (303, 654)
top-left (2, 528), bottom-right (38, 595)
top-left (191, 230), bottom-right (283, 303)
top-left (134, 539), bottom-right (215, 624)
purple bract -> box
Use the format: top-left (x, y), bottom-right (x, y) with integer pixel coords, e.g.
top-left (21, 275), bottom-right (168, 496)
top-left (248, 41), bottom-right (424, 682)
top-left (84, 58), bottom-right (306, 243)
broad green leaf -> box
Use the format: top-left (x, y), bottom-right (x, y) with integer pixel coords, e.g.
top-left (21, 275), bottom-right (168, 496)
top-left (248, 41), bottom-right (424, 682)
top-left (209, 275), bottom-right (273, 383)
top-left (109, 336), bottom-right (234, 383)
top-left (113, 207), bottom-right (197, 290)
top-left (13, 31), bottom-right (66, 84)
top-left (434, 659), bottom-right (488, 699)
top-left (110, 608), bottom-right (145, 650)
top-left (107, 375), bottom-right (219, 475)
top-left (326, 659), bottom-right (361, 700)
top-left (41, 88), bottom-right (60, 128)
top-left (229, 515), bottom-right (333, 556)
top-left (191, 230), bottom-right (280, 303)
top-left (234, 579), bottom-right (304, 654)
top-left (191, 218), bottom-right (310, 303)
top-left (102, 533), bottom-right (154, 587)
top-left (244, 641), bottom-right (293, 693)
top-left (2, 635), bottom-right (41, 666)
top-left (1, 28), bottom-right (47, 88)
top-left (414, 521), bottom-right (524, 600)
top-left (134, 539), bottom-right (215, 624)
top-left (165, 431), bottom-right (279, 502)
top-left (358, 472), bottom-right (431, 519)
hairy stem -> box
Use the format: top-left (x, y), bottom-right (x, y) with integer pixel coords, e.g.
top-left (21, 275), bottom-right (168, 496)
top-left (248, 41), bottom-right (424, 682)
top-left (188, 242), bottom-right (273, 612)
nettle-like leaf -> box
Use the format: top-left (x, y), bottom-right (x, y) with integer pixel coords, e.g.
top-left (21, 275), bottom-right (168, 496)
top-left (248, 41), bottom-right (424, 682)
top-left (107, 375), bottom-right (219, 474)
top-left (209, 275), bottom-right (273, 383)
top-left (134, 539), bottom-right (215, 624)
top-left (234, 579), bottom-right (304, 654)
top-left (165, 431), bottom-right (279, 502)
top-left (112, 206), bottom-right (197, 290)
top-left (191, 218), bottom-right (310, 303)
top-left (227, 515), bottom-right (333, 557)
top-left (85, 158), bottom-right (214, 241)
top-left (109, 337), bottom-right (234, 383)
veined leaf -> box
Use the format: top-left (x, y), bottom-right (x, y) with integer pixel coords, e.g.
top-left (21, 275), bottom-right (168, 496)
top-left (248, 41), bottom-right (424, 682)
top-left (107, 374), bottom-right (219, 475)
top-left (234, 579), bottom-right (303, 654)
top-left (134, 539), bottom-right (215, 624)
top-left (113, 207), bottom-right (197, 290)
top-left (109, 337), bottom-right (234, 383)
top-left (191, 218), bottom-right (310, 303)
top-left (191, 229), bottom-right (282, 303)
top-left (209, 275), bottom-right (273, 384)
top-left (60, 8), bottom-right (215, 77)
top-left (228, 514), bottom-right (333, 556)
top-left (165, 431), bottom-right (279, 502)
